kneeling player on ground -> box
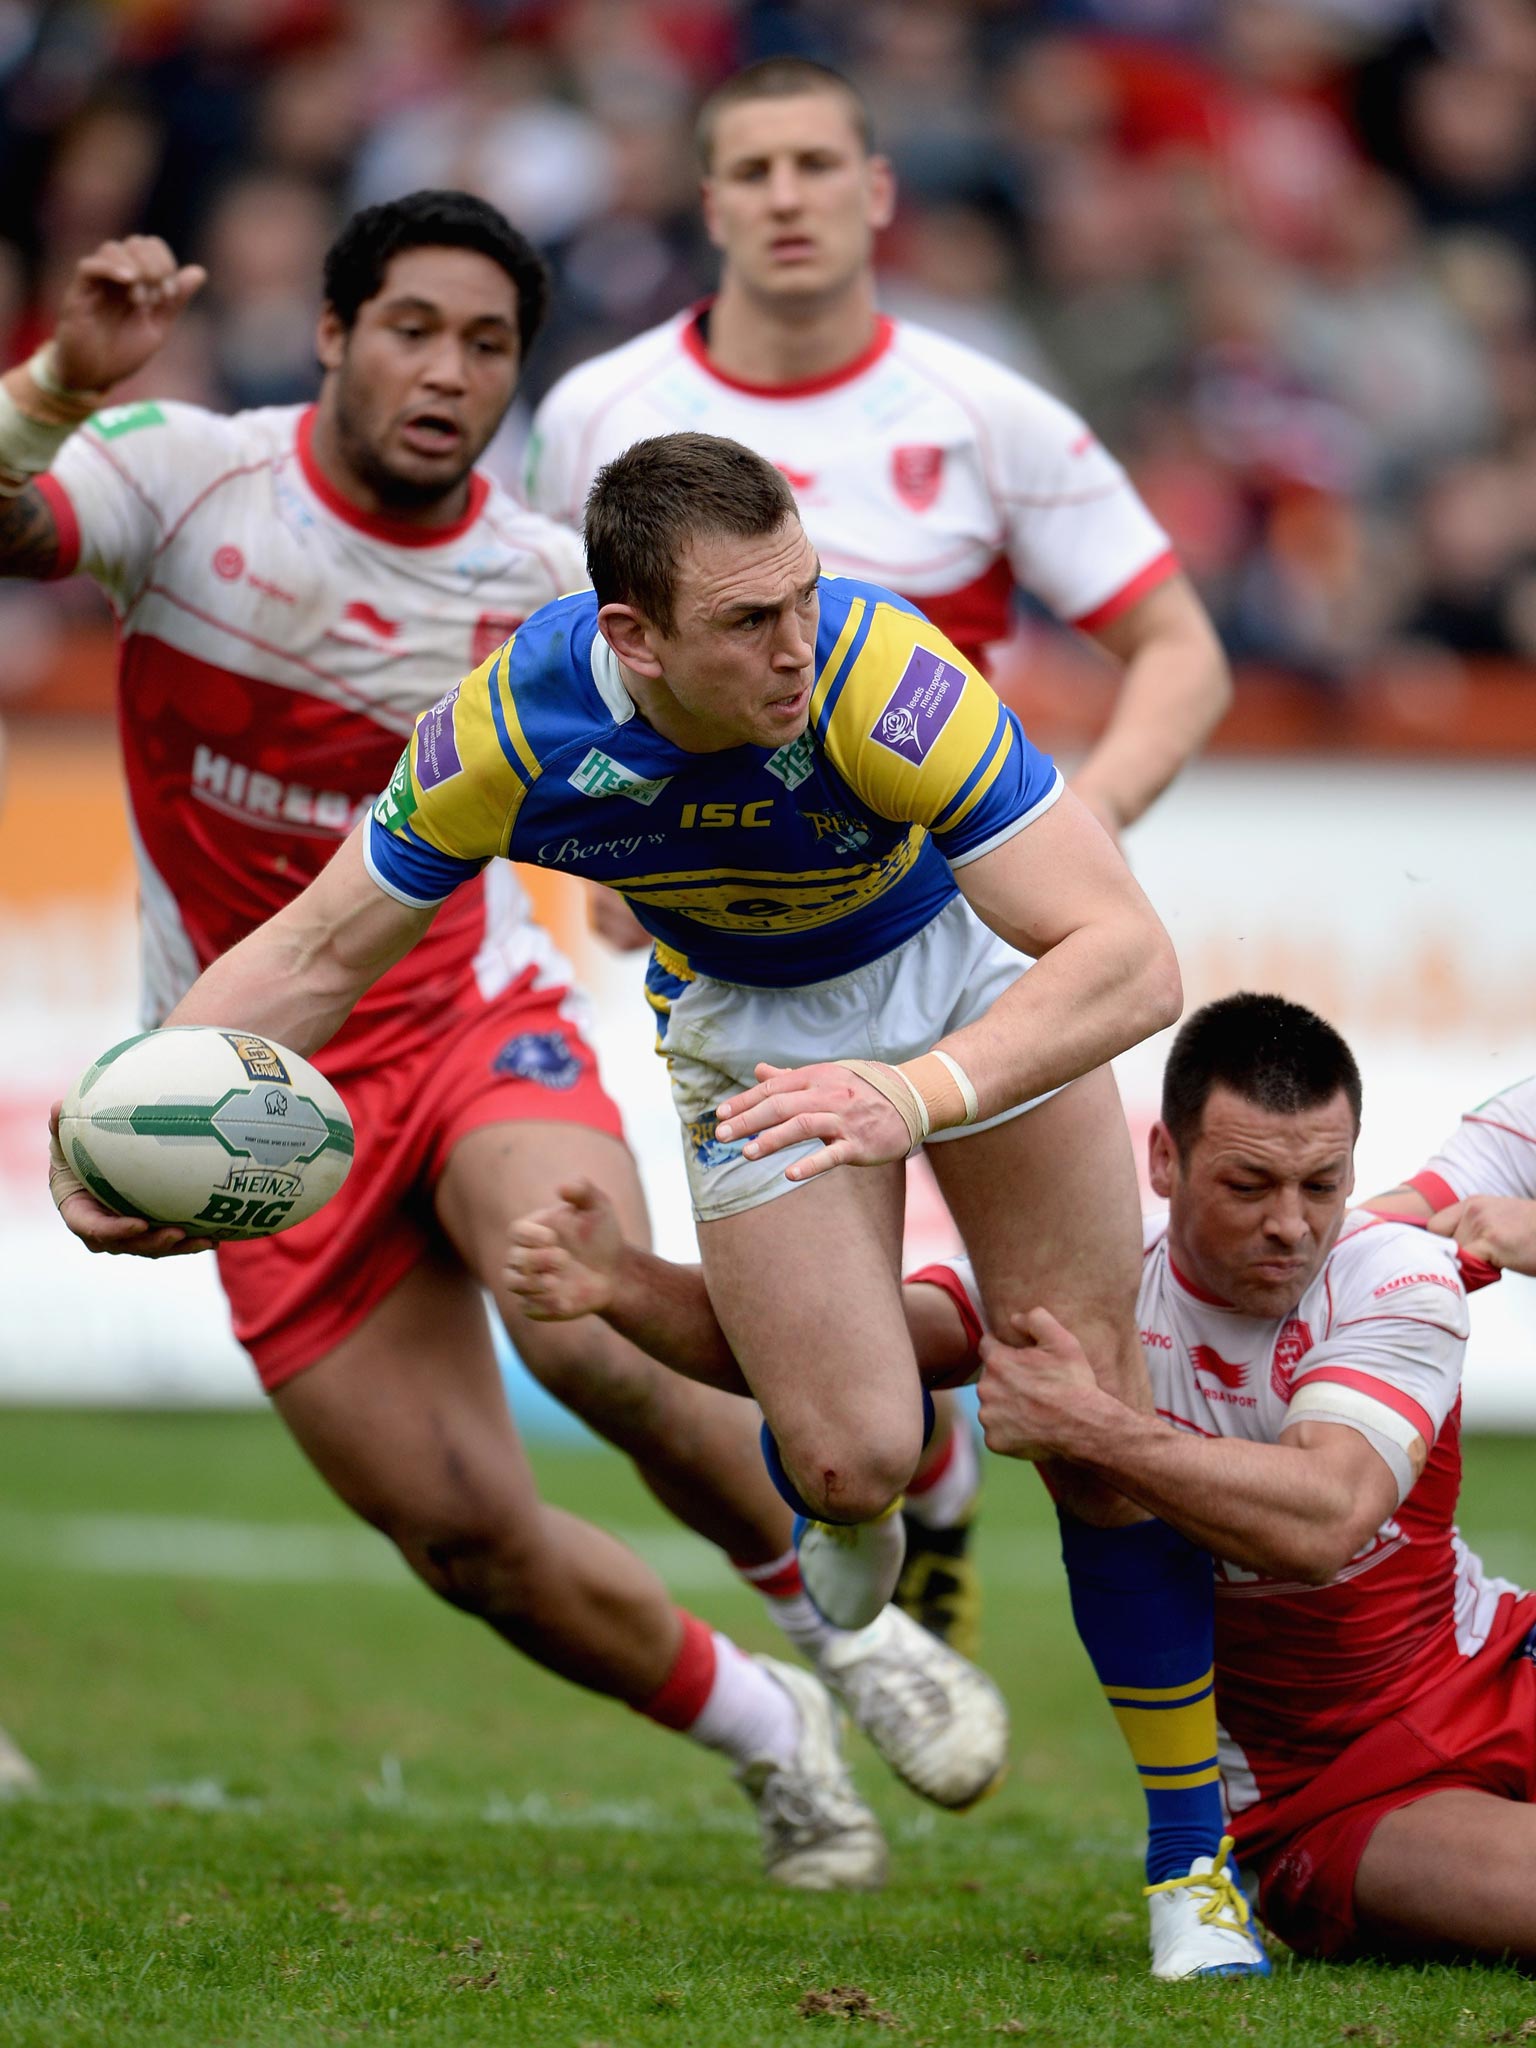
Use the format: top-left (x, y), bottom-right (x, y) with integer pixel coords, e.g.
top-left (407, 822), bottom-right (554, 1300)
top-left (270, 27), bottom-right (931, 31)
top-left (973, 994), bottom-right (1536, 1967)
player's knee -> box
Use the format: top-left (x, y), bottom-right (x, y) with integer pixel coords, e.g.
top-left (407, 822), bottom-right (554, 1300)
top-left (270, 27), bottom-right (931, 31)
top-left (399, 1506), bottom-right (553, 1620)
top-left (788, 1428), bottom-right (916, 1524)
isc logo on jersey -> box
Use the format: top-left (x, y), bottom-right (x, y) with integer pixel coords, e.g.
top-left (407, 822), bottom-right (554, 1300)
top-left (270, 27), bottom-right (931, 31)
top-left (61, 1027), bottom-right (354, 1239)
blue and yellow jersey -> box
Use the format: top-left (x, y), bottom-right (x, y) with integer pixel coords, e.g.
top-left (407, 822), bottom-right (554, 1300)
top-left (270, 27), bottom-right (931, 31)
top-left (364, 576), bottom-right (1061, 988)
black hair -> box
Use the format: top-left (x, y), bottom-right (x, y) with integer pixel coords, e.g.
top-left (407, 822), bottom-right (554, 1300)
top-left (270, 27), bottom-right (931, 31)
top-left (321, 189), bottom-right (549, 358)
top-left (1161, 992), bottom-right (1363, 1158)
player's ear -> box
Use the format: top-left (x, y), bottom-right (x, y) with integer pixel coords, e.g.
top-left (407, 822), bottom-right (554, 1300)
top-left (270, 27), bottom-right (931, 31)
top-left (315, 304), bottom-right (347, 374)
top-left (1148, 1121), bottom-right (1177, 1200)
top-left (598, 603), bottom-right (664, 677)
top-left (868, 154), bottom-right (896, 234)
top-left (700, 175), bottom-right (725, 251)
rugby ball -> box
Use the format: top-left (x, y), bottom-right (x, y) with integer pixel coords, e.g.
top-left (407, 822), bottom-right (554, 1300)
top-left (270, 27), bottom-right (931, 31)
top-left (60, 1027), bottom-right (354, 1240)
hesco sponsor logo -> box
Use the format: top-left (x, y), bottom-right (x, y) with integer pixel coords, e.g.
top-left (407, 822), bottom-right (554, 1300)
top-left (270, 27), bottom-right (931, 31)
top-left (373, 752), bottom-right (418, 835)
top-left (870, 645), bottom-right (964, 767)
top-left (220, 1034), bottom-right (291, 1085)
top-left (568, 748), bottom-right (671, 807)
top-left (194, 745), bottom-right (360, 833)
top-left (765, 734), bottom-right (815, 790)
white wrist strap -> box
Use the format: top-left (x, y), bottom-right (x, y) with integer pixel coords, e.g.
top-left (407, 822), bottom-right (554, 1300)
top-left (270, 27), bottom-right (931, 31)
top-left (929, 1048), bottom-right (980, 1124)
top-left (0, 344), bottom-right (101, 497)
top-left (835, 1058), bottom-right (929, 1154)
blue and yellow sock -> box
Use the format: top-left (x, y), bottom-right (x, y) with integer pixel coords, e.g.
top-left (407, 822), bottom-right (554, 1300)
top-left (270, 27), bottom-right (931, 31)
top-left (1058, 1509), bottom-right (1223, 1883)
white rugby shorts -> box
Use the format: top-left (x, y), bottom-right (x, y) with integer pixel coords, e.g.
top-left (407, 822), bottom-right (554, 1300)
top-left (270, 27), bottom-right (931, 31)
top-left (651, 893), bottom-right (1047, 1222)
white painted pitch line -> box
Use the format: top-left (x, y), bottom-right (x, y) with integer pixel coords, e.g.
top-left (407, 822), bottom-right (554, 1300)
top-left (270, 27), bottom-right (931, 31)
top-left (0, 1510), bottom-right (1064, 1593)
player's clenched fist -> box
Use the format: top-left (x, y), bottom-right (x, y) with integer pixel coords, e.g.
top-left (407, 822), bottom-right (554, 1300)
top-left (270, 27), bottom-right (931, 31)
top-left (1429, 1194), bottom-right (1536, 1278)
top-left (505, 1178), bottom-right (624, 1319)
top-left (50, 236), bottom-right (206, 396)
top-left (716, 1061), bottom-right (916, 1181)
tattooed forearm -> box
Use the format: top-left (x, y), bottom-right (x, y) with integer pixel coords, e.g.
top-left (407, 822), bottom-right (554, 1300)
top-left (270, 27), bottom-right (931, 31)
top-left (0, 486), bottom-right (61, 579)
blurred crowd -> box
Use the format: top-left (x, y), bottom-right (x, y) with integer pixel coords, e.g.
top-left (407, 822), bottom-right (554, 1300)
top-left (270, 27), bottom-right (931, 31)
top-left (3, 0), bottom-right (1536, 690)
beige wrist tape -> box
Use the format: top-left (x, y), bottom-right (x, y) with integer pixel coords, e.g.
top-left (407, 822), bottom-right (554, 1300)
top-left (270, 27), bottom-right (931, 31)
top-left (899, 1048), bottom-right (981, 1135)
top-left (835, 1058), bottom-right (929, 1153)
top-left (0, 344), bottom-right (103, 496)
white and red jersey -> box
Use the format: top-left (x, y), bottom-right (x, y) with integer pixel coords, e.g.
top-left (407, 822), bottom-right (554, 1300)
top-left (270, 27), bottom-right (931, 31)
top-left (39, 399), bottom-right (587, 1072)
top-left (526, 306), bottom-right (1175, 671)
top-left (1409, 1076), bottom-right (1536, 1210)
top-left (916, 1213), bottom-right (1525, 1837)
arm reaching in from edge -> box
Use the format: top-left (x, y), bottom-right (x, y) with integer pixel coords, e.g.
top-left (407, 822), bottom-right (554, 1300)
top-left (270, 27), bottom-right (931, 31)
top-left (506, 1180), bottom-right (980, 1396)
top-left (50, 824), bottom-right (437, 1258)
top-left (2, 235), bottom-right (205, 577)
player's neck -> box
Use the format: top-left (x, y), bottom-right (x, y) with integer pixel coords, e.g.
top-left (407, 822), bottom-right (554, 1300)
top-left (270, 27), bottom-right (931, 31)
top-left (706, 275), bottom-right (881, 388)
top-left (307, 401), bottom-right (471, 532)
top-left (617, 661), bottom-right (738, 755)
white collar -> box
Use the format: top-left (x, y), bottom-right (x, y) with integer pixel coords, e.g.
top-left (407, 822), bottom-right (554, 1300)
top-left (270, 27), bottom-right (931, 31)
top-left (589, 633), bottom-right (637, 726)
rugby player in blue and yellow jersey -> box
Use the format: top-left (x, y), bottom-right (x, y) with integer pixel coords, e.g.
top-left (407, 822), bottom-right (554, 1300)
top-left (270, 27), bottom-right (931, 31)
top-left (55, 433), bottom-right (1250, 1968)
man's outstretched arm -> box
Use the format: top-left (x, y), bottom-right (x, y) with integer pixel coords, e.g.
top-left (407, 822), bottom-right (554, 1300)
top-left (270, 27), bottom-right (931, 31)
top-left (507, 1180), bottom-right (979, 1395)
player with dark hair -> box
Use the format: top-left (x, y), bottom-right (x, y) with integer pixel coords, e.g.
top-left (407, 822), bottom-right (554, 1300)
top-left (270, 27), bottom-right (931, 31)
top-left (528, 52), bottom-right (1232, 1646)
top-left (17, 197), bottom-right (1017, 1887)
top-left (509, 991), bottom-right (1536, 1970)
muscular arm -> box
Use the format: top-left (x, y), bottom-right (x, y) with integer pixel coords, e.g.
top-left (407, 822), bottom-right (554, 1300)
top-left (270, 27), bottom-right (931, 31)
top-left (0, 485), bottom-right (62, 579)
top-left (976, 1310), bottom-right (1402, 1583)
top-left (946, 788), bottom-right (1182, 1117)
top-left (164, 823), bottom-right (437, 1050)
top-left (506, 1181), bottom-right (977, 1393)
top-left (1071, 574), bottom-right (1232, 837)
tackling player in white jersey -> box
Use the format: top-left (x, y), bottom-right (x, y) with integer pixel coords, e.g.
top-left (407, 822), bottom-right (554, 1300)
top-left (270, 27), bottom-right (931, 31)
top-left (17, 198), bottom-right (1007, 1884)
top-left (508, 994), bottom-right (1536, 1969)
top-left (1368, 1075), bottom-right (1536, 1278)
top-left (527, 54), bottom-right (1232, 1642)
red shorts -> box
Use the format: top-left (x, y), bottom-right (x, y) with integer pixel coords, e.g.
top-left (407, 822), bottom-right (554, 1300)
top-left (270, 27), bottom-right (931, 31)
top-left (1237, 1591), bottom-right (1536, 1959)
top-left (216, 969), bottom-right (624, 1389)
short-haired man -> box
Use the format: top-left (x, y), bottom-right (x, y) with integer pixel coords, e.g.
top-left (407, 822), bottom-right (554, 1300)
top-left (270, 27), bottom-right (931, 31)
top-left (511, 995), bottom-right (1536, 1969)
top-left (77, 419), bottom-right (1269, 1974)
top-left (22, 198), bottom-right (992, 1888)
top-left (527, 54), bottom-right (1232, 1635)
top-left (971, 995), bottom-right (1536, 1966)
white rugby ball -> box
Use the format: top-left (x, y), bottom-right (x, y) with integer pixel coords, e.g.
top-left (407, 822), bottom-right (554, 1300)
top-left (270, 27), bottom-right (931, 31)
top-left (60, 1027), bottom-right (354, 1240)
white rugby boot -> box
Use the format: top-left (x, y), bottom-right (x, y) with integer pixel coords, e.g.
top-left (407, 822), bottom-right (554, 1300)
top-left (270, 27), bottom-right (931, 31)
top-left (817, 1603), bottom-right (1008, 1810)
top-left (1146, 1837), bottom-right (1272, 1978)
top-left (796, 1503), bottom-right (907, 1631)
top-left (734, 1658), bottom-right (888, 1892)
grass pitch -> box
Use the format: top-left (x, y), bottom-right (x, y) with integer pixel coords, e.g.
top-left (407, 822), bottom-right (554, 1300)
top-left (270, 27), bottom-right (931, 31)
top-left (2, 1412), bottom-right (1535, 2047)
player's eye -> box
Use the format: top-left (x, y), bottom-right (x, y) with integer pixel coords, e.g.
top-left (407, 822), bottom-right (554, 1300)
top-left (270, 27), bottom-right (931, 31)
top-left (737, 611), bottom-right (766, 630)
top-left (394, 324), bottom-right (427, 340)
